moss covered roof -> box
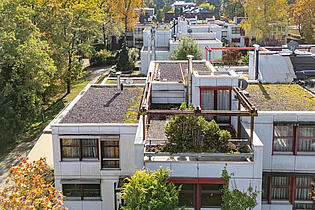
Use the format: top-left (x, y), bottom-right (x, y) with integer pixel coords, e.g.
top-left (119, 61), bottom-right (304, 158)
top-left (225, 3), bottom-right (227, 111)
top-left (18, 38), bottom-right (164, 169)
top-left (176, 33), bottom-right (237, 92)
top-left (246, 84), bottom-right (315, 111)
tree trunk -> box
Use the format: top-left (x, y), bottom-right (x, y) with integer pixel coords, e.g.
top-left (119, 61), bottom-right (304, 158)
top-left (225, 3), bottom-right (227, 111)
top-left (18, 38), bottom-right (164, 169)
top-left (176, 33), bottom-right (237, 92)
top-left (102, 24), bottom-right (107, 49)
top-left (124, 16), bottom-right (128, 42)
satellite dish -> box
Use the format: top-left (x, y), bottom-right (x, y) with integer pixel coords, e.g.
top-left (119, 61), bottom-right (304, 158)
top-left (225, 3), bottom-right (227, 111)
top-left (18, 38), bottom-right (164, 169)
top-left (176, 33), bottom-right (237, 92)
top-left (187, 29), bottom-right (192, 34)
top-left (288, 41), bottom-right (299, 54)
top-left (238, 79), bottom-right (248, 90)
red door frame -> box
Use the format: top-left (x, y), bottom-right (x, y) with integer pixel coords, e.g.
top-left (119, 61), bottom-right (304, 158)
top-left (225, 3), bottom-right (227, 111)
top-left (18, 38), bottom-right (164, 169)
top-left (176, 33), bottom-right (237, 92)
top-left (169, 177), bottom-right (227, 210)
top-left (200, 86), bottom-right (232, 123)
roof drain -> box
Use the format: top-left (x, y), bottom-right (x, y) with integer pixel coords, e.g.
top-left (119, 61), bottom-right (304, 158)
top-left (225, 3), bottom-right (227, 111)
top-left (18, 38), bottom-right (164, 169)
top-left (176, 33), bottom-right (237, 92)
top-left (187, 55), bottom-right (194, 106)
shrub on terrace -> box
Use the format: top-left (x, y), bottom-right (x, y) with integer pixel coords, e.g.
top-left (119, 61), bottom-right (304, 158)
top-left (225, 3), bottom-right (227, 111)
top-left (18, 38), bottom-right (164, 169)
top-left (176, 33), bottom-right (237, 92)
top-left (164, 103), bottom-right (232, 154)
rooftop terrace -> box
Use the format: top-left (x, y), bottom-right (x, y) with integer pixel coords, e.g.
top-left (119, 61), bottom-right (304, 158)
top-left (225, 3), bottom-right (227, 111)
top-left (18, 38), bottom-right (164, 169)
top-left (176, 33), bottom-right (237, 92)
top-left (60, 86), bottom-right (143, 124)
top-left (246, 84), bottom-right (315, 111)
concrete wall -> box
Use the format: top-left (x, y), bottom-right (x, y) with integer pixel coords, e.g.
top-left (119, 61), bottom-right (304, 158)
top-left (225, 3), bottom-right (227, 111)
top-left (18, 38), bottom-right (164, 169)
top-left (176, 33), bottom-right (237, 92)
top-left (155, 30), bottom-right (171, 48)
top-left (52, 123), bottom-right (143, 210)
top-left (242, 112), bottom-right (315, 173)
top-left (151, 82), bottom-right (185, 104)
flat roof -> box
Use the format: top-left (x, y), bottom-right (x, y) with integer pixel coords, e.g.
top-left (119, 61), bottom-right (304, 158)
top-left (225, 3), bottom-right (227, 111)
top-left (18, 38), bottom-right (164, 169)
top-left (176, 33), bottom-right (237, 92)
top-left (246, 84), bottom-right (315, 111)
top-left (155, 62), bottom-right (210, 82)
top-left (60, 86), bottom-right (143, 124)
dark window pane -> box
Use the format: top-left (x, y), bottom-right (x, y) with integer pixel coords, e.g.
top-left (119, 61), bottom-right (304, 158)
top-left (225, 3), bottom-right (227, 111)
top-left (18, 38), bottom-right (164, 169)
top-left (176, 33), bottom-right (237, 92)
top-left (62, 139), bottom-right (79, 158)
top-left (62, 139), bottom-right (79, 146)
top-left (262, 174), bottom-right (269, 200)
top-left (83, 184), bottom-right (101, 198)
top-left (102, 160), bottom-right (119, 168)
top-left (82, 139), bottom-right (98, 158)
top-left (298, 139), bottom-right (315, 151)
top-left (272, 188), bottom-right (288, 200)
top-left (177, 184), bottom-right (195, 208)
top-left (294, 203), bottom-right (313, 209)
top-left (274, 125), bottom-right (293, 137)
top-left (103, 141), bottom-right (119, 158)
top-left (273, 138), bottom-right (293, 151)
top-left (200, 184), bottom-right (223, 207)
top-left (272, 177), bottom-right (289, 187)
top-left (63, 184), bottom-right (81, 197)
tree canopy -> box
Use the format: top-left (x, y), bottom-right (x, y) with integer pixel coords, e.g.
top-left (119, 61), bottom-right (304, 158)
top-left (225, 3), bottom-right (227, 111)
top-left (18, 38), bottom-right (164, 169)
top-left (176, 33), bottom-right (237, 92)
top-left (121, 168), bottom-right (180, 210)
top-left (170, 38), bottom-right (202, 60)
top-left (242, 0), bottom-right (288, 43)
top-left (220, 0), bottom-right (244, 20)
top-left (0, 156), bottom-right (64, 209)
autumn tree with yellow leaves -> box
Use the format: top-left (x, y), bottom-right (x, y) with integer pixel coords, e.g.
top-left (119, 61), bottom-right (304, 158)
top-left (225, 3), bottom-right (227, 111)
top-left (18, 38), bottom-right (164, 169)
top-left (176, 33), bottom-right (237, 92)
top-left (0, 156), bottom-right (65, 209)
top-left (292, 0), bottom-right (315, 43)
top-left (110, 0), bottom-right (144, 40)
top-left (242, 0), bottom-right (288, 44)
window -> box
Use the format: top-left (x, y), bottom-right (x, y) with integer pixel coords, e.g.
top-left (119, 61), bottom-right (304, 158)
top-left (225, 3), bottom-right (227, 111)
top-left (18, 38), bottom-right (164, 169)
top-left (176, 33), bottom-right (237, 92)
top-left (63, 184), bottom-right (101, 200)
top-left (273, 123), bottom-right (315, 154)
top-left (135, 38), bottom-right (143, 45)
top-left (232, 27), bottom-right (240, 34)
top-left (271, 176), bottom-right (289, 200)
top-left (264, 173), bottom-right (314, 209)
top-left (170, 178), bottom-right (226, 209)
top-left (231, 38), bottom-right (241, 43)
top-left (101, 138), bottom-right (119, 168)
top-left (200, 87), bottom-right (232, 123)
top-left (61, 139), bottom-right (98, 160)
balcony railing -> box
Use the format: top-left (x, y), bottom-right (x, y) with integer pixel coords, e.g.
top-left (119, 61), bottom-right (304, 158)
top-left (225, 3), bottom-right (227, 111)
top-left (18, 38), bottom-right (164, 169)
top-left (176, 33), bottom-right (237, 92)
top-left (144, 139), bottom-right (254, 162)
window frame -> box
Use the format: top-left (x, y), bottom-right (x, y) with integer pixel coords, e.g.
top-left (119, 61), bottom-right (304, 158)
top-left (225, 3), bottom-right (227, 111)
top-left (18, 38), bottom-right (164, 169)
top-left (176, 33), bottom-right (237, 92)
top-left (264, 173), bottom-right (315, 209)
top-left (62, 183), bottom-right (101, 201)
top-left (60, 137), bottom-right (99, 161)
top-left (231, 38), bottom-right (241, 43)
top-left (273, 123), bottom-right (315, 155)
top-left (169, 177), bottom-right (226, 210)
top-left (231, 27), bottom-right (241, 34)
top-left (100, 136), bottom-right (120, 169)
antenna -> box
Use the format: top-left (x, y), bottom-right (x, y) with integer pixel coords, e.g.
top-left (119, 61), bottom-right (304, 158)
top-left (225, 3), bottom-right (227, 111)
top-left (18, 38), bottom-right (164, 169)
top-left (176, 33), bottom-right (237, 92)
top-left (288, 41), bottom-right (299, 55)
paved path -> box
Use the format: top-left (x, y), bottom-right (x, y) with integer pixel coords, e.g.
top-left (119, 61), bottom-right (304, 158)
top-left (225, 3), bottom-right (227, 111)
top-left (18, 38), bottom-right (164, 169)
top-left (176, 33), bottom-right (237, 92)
top-left (0, 65), bottom-right (112, 187)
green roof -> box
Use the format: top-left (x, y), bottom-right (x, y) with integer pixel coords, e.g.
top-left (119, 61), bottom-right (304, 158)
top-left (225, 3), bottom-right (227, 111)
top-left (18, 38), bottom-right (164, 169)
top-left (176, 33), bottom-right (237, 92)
top-left (246, 84), bottom-right (315, 111)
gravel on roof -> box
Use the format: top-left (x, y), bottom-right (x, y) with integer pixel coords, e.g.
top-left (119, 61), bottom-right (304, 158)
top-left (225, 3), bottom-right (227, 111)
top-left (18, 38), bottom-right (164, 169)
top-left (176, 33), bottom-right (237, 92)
top-left (247, 84), bottom-right (315, 111)
top-left (158, 63), bottom-right (184, 82)
top-left (61, 86), bottom-right (143, 124)
top-left (180, 63), bottom-right (209, 72)
top-left (147, 120), bottom-right (168, 140)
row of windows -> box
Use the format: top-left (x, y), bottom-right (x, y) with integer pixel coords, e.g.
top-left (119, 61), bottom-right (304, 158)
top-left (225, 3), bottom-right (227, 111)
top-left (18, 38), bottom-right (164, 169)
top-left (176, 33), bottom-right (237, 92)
top-left (263, 174), bottom-right (314, 209)
top-left (273, 124), bottom-right (315, 154)
top-left (61, 138), bottom-right (120, 168)
top-left (63, 184), bottom-right (101, 200)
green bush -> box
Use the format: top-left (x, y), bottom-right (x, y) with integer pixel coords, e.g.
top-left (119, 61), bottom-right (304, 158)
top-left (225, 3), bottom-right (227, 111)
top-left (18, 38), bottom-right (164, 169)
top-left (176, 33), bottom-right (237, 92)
top-left (121, 168), bottom-right (180, 210)
top-left (90, 49), bottom-right (114, 66)
top-left (170, 38), bottom-right (202, 60)
top-left (117, 42), bottom-right (133, 72)
top-left (164, 103), bottom-right (232, 154)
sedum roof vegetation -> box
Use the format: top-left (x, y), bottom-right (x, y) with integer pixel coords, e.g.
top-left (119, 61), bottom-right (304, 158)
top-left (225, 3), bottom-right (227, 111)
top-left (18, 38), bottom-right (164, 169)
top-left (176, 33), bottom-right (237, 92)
top-left (247, 84), bottom-right (315, 111)
top-left (61, 86), bottom-right (143, 124)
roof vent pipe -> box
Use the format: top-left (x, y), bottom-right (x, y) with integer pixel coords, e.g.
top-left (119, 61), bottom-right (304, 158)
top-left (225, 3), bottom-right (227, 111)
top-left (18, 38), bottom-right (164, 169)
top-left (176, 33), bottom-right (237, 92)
top-left (187, 55), bottom-right (194, 106)
top-left (253, 44), bottom-right (260, 80)
top-left (116, 72), bottom-right (122, 91)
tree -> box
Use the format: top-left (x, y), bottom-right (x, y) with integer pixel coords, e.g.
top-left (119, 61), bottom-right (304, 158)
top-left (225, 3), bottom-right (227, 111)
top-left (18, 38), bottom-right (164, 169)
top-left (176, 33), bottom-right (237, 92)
top-left (110, 0), bottom-right (143, 40)
top-left (242, 0), bottom-right (288, 44)
top-left (121, 168), bottom-right (180, 210)
top-left (0, 156), bottom-right (65, 209)
top-left (221, 167), bottom-right (258, 210)
top-left (292, 0), bottom-right (315, 43)
top-left (170, 38), bottom-right (202, 60)
top-left (220, 0), bottom-right (244, 20)
top-left (199, 3), bottom-right (215, 11)
top-left (117, 42), bottom-right (133, 71)
top-left (222, 48), bottom-right (243, 65)
top-left (164, 103), bottom-right (232, 154)
top-left (0, 0), bottom-right (56, 147)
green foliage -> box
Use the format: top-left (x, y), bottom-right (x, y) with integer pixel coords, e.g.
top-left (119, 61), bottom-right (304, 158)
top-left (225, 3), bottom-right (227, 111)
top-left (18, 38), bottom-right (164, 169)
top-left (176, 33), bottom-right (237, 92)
top-left (90, 49), bottom-right (114, 66)
top-left (121, 168), bottom-right (180, 210)
top-left (117, 42), bottom-right (133, 72)
top-left (0, 0), bottom-right (56, 146)
top-left (199, 3), bottom-right (215, 11)
top-left (222, 49), bottom-right (243, 65)
top-left (221, 167), bottom-right (258, 210)
top-left (128, 47), bottom-right (140, 63)
top-left (164, 103), bottom-right (232, 154)
top-left (239, 53), bottom-right (249, 65)
top-left (220, 0), bottom-right (244, 20)
top-left (171, 38), bottom-right (202, 60)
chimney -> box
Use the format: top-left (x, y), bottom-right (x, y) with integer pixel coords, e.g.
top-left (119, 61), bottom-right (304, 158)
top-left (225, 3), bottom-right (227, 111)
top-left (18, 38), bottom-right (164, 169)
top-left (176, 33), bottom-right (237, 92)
top-left (187, 55), bottom-right (194, 106)
top-left (116, 72), bottom-right (122, 91)
top-left (253, 44), bottom-right (260, 80)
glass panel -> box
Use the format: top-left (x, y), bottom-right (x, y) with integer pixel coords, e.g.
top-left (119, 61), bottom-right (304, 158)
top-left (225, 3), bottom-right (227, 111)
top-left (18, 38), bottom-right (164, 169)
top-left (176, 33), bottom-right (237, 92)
top-left (271, 177), bottom-right (289, 200)
top-left (177, 184), bottom-right (195, 208)
top-left (62, 184), bottom-right (81, 197)
top-left (217, 90), bottom-right (230, 123)
top-left (103, 141), bottom-right (119, 158)
top-left (200, 184), bottom-right (223, 208)
top-left (82, 139), bottom-right (98, 158)
top-left (274, 125), bottom-right (293, 137)
top-left (296, 177), bottom-right (312, 201)
top-left (262, 174), bottom-right (269, 200)
top-left (62, 139), bottom-right (79, 158)
top-left (294, 203), bottom-right (313, 209)
top-left (296, 177), bottom-right (312, 187)
top-left (272, 177), bottom-right (289, 186)
top-left (298, 139), bottom-right (315, 151)
top-left (298, 125), bottom-right (315, 151)
top-left (83, 184), bottom-right (101, 198)
top-left (273, 138), bottom-right (292, 151)
top-left (102, 160), bottom-right (119, 168)
top-left (299, 125), bottom-right (315, 137)
top-left (201, 90), bottom-right (214, 110)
